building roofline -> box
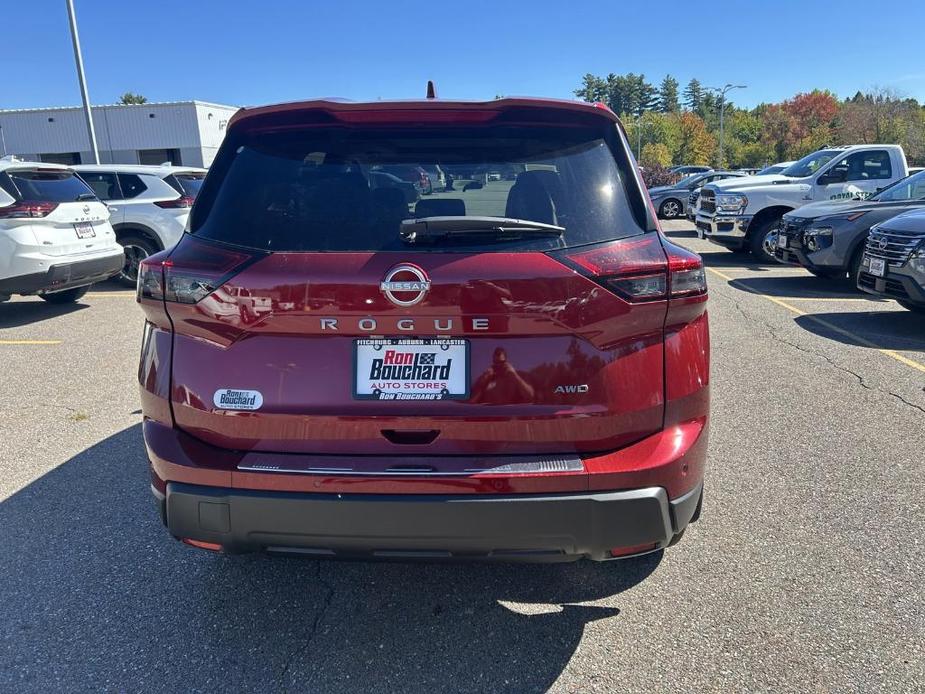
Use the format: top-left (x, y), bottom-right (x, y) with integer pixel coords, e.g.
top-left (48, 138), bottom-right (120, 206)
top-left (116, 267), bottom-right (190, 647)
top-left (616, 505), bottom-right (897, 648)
top-left (0, 100), bottom-right (239, 115)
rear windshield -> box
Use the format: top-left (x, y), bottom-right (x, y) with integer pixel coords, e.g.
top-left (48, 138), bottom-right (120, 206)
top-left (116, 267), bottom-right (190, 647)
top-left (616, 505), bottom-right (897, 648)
top-left (1, 170), bottom-right (96, 202)
top-left (191, 125), bottom-right (646, 252)
top-left (167, 173), bottom-right (206, 197)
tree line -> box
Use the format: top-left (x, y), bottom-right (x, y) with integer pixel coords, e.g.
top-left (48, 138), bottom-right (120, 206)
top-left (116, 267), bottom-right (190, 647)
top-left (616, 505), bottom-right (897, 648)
top-left (574, 73), bottom-right (925, 168)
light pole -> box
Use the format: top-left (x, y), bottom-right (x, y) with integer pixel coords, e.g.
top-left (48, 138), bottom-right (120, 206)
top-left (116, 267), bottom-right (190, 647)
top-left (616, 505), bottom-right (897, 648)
top-left (707, 83), bottom-right (746, 167)
top-left (65, 0), bottom-right (100, 164)
top-left (634, 113), bottom-right (653, 160)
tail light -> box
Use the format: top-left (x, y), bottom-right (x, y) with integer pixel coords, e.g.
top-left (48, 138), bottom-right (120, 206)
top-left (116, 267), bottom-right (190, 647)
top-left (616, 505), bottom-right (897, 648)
top-left (664, 240), bottom-right (708, 298)
top-left (136, 236), bottom-right (263, 304)
top-left (555, 234), bottom-right (706, 302)
top-left (154, 195), bottom-right (195, 209)
top-left (0, 201), bottom-right (58, 218)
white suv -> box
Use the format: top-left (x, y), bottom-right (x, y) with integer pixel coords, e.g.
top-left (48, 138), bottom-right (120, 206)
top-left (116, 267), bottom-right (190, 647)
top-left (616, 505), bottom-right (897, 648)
top-left (74, 164), bottom-right (206, 285)
top-left (0, 157), bottom-right (122, 304)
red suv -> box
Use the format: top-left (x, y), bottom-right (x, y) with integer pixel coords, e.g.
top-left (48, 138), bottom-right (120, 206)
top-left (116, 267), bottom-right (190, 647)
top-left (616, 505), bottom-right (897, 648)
top-left (137, 97), bottom-right (709, 561)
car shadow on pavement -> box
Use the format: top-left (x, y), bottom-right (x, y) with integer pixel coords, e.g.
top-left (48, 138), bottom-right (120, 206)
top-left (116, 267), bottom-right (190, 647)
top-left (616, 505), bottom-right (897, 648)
top-left (0, 299), bottom-right (88, 329)
top-left (728, 275), bottom-right (880, 300)
top-left (795, 310), bottom-right (925, 352)
top-left (0, 425), bottom-right (660, 693)
top-left (89, 279), bottom-right (132, 293)
top-left (696, 249), bottom-right (783, 270)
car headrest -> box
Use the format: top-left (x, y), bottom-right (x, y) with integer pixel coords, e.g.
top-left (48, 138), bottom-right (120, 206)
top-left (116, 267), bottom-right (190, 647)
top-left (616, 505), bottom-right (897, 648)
top-left (415, 198), bottom-right (465, 217)
top-left (505, 171), bottom-right (559, 225)
top-left (371, 186), bottom-right (407, 211)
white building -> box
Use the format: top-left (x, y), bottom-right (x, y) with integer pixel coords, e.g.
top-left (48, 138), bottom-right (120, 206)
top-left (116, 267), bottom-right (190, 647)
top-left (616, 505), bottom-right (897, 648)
top-left (0, 100), bottom-right (239, 168)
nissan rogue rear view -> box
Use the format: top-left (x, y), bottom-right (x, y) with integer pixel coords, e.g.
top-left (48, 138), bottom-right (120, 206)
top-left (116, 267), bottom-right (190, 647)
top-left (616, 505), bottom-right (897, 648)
top-left (136, 97), bottom-right (710, 561)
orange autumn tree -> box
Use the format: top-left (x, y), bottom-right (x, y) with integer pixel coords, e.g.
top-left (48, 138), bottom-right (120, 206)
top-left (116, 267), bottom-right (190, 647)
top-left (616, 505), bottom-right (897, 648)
top-left (781, 91), bottom-right (839, 157)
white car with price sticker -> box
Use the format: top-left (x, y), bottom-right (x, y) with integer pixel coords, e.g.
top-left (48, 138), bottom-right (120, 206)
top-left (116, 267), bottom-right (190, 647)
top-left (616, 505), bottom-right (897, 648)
top-left (0, 157), bottom-right (123, 304)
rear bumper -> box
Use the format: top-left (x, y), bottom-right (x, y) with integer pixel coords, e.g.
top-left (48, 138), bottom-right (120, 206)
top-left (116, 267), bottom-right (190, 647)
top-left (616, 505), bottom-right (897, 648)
top-left (0, 251), bottom-right (123, 296)
top-left (160, 480), bottom-right (703, 561)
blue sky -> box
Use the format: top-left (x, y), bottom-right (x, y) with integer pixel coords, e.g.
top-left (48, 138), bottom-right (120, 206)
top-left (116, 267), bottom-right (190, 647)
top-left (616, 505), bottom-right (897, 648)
top-left (6, 1), bottom-right (925, 110)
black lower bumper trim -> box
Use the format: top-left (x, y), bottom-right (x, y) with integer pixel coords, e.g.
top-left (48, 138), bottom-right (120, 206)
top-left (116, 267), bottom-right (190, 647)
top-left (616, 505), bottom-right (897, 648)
top-left (164, 482), bottom-right (703, 562)
top-left (0, 253), bottom-right (123, 296)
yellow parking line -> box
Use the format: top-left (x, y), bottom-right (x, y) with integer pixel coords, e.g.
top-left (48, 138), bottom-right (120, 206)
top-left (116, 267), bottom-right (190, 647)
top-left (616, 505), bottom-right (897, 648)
top-left (706, 266), bottom-right (925, 374)
top-left (0, 339), bottom-right (62, 345)
top-left (85, 292), bottom-right (135, 298)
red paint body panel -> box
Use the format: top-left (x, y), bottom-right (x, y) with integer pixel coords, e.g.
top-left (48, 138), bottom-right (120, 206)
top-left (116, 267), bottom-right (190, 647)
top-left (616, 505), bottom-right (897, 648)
top-left (137, 97), bottom-right (710, 553)
top-left (166, 251), bottom-right (667, 458)
top-left (145, 417), bottom-right (706, 499)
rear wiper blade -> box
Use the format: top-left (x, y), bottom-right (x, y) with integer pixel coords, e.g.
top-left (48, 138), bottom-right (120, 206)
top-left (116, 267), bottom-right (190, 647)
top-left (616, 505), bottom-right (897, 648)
top-left (75, 193), bottom-right (97, 201)
top-left (401, 216), bottom-right (565, 244)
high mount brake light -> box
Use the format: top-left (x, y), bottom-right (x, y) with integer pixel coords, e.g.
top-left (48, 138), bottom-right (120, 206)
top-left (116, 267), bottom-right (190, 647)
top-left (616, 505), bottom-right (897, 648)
top-left (136, 236), bottom-right (262, 304)
top-left (555, 234), bottom-right (706, 302)
top-left (154, 195), bottom-right (195, 209)
top-left (0, 201), bottom-right (58, 218)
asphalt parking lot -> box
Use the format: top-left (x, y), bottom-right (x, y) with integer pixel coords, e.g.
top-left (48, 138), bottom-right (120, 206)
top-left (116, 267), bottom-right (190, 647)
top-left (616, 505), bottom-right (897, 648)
top-left (1, 219), bottom-right (923, 693)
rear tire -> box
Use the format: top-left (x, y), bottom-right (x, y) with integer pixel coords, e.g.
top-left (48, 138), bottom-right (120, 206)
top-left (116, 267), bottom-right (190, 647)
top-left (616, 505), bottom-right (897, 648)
top-left (659, 199), bottom-right (682, 219)
top-left (40, 286), bottom-right (89, 304)
top-left (897, 300), bottom-right (925, 314)
top-left (118, 234), bottom-right (159, 287)
top-left (749, 216), bottom-right (782, 263)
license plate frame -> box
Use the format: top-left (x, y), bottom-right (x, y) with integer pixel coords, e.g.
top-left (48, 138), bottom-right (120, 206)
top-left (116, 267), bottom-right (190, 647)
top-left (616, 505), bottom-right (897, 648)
top-left (867, 255), bottom-right (886, 277)
top-left (74, 222), bottom-right (96, 239)
top-left (353, 338), bottom-right (470, 401)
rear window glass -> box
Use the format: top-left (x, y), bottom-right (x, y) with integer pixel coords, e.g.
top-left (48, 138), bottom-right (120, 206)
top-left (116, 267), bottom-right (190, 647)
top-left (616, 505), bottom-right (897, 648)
top-left (167, 173), bottom-right (206, 197)
top-left (191, 125), bottom-right (646, 252)
top-left (2, 170), bottom-right (96, 202)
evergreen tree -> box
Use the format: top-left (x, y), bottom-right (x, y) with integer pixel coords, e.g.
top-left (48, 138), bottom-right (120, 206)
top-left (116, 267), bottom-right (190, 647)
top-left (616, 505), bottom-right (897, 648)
top-left (658, 75), bottom-right (680, 113)
top-left (683, 79), bottom-right (703, 112)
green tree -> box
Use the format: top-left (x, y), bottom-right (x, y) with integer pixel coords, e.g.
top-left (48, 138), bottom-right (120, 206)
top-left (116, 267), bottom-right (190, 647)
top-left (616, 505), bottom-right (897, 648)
top-left (573, 74), bottom-right (608, 104)
top-left (658, 75), bottom-right (680, 113)
top-left (119, 92), bottom-right (148, 105)
top-left (683, 79), bottom-right (703, 112)
top-left (676, 112), bottom-right (716, 165)
top-left (640, 142), bottom-right (672, 168)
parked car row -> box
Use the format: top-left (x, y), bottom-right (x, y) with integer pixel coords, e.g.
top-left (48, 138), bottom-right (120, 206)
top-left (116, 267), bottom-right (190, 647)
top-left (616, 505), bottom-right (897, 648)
top-left (675, 144), bottom-right (924, 313)
top-left (649, 170), bottom-right (748, 219)
top-left (693, 144), bottom-right (910, 261)
top-left (0, 155), bottom-right (208, 302)
top-left (653, 163), bottom-right (794, 221)
top-left (777, 169), bottom-right (925, 313)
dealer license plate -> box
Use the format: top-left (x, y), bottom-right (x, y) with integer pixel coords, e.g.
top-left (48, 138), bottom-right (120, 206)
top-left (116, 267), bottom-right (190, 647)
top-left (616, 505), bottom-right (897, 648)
top-left (867, 256), bottom-right (886, 277)
top-left (777, 233), bottom-right (787, 248)
top-left (354, 338), bottom-right (469, 401)
top-left (74, 222), bottom-right (95, 239)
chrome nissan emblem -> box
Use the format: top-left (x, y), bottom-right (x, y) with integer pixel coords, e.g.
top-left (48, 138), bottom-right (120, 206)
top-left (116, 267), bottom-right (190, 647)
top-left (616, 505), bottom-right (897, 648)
top-left (380, 264), bottom-right (431, 307)
top-left (876, 235), bottom-right (889, 251)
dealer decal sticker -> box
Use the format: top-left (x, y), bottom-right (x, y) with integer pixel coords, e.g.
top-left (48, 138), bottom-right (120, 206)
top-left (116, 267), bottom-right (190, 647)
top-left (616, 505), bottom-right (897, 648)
top-left (213, 388), bottom-right (263, 411)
